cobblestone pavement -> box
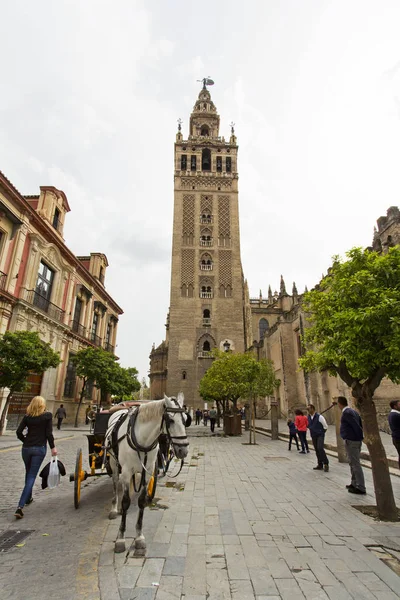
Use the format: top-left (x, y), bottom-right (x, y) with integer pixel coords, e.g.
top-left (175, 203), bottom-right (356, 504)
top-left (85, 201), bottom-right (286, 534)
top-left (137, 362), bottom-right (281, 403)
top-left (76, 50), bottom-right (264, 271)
top-left (1, 424), bottom-right (400, 599)
top-left (0, 427), bottom-right (112, 600)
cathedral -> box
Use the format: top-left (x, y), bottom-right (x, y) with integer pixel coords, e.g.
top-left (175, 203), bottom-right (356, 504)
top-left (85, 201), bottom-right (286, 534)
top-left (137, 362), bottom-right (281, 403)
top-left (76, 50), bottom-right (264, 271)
top-left (149, 84), bottom-right (400, 428)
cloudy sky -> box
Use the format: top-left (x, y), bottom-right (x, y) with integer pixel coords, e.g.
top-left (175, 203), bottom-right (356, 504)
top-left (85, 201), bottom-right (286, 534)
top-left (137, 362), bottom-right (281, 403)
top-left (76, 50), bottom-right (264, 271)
top-left (1, 1), bottom-right (400, 380)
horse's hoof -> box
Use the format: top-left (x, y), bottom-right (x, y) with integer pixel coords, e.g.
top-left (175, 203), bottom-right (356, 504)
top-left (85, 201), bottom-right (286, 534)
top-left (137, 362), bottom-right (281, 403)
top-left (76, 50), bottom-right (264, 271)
top-left (108, 511), bottom-right (118, 520)
top-left (134, 537), bottom-right (146, 550)
top-left (115, 540), bottom-right (126, 553)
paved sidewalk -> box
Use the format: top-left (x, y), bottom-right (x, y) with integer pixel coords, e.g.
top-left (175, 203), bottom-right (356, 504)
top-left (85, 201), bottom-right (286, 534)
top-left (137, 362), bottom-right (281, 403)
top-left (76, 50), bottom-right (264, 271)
top-left (101, 425), bottom-right (400, 600)
top-left (253, 418), bottom-right (399, 466)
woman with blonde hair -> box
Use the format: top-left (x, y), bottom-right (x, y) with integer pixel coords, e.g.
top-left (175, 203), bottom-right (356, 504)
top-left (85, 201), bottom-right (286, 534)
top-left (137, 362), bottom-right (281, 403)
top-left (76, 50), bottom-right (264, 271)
top-left (15, 396), bottom-right (57, 519)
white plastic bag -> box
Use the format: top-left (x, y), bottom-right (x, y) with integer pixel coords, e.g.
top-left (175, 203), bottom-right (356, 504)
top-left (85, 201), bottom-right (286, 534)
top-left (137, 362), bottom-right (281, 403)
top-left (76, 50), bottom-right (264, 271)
top-left (48, 457), bottom-right (60, 489)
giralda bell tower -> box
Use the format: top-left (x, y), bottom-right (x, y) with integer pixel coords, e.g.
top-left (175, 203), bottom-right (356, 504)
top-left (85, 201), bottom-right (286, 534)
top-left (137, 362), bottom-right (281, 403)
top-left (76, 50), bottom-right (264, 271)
top-left (165, 81), bottom-right (246, 407)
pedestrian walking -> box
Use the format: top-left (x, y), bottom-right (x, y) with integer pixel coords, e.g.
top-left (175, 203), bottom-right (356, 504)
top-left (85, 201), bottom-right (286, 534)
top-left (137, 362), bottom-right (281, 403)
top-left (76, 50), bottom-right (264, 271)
top-left (294, 409), bottom-right (309, 454)
top-left (388, 399), bottom-right (400, 469)
top-left (203, 410), bottom-right (209, 426)
top-left (287, 419), bottom-right (300, 450)
top-left (307, 404), bottom-right (329, 471)
top-left (14, 396), bottom-right (57, 519)
top-left (54, 404), bottom-right (67, 430)
top-left (209, 407), bottom-right (217, 433)
top-left (337, 396), bottom-right (366, 494)
top-left (195, 408), bottom-right (202, 425)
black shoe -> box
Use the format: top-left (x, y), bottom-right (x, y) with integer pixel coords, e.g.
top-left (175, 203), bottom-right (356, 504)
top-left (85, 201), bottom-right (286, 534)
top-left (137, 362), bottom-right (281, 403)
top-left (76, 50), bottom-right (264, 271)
top-left (299, 451), bottom-right (306, 454)
top-left (323, 464), bottom-right (329, 472)
top-left (346, 484), bottom-right (352, 489)
top-left (14, 508), bottom-right (24, 519)
top-left (313, 465), bottom-right (323, 470)
top-left (26, 497), bottom-right (33, 505)
top-left (348, 486), bottom-right (366, 495)
top-left (306, 450), bottom-right (310, 453)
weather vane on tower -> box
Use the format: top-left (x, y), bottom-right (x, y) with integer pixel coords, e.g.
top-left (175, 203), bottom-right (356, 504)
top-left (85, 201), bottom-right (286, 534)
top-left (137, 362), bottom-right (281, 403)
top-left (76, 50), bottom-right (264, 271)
top-left (197, 77), bottom-right (214, 89)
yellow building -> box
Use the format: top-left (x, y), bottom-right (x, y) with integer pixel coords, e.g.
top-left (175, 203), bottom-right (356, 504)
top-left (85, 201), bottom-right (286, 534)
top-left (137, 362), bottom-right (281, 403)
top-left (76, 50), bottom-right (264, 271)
top-left (0, 171), bottom-right (122, 429)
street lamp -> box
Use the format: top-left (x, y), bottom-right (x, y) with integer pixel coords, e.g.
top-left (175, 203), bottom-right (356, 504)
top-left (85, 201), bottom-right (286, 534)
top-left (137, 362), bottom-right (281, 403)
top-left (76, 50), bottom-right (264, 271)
top-left (223, 340), bottom-right (231, 352)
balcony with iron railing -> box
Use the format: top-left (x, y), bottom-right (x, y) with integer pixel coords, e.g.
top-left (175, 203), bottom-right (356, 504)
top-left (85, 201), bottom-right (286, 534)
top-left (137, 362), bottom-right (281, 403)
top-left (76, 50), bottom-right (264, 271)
top-left (202, 318), bottom-right (211, 326)
top-left (0, 271), bottom-right (7, 290)
top-left (200, 264), bottom-right (213, 271)
top-left (104, 342), bottom-right (115, 354)
top-left (200, 216), bottom-right (213, 224)
top-left (71, 320), bottom-right (86, 338)
top-left (89, 333), bottom-right (102, 347)
top-left (200, 239), bottom-right (213, 247)
top-left (200, 292), bottom-right (213, 299)
top-left (24, 289), bottom-right (65, 323)
top-left (198, 351), bottom-right (213, 358)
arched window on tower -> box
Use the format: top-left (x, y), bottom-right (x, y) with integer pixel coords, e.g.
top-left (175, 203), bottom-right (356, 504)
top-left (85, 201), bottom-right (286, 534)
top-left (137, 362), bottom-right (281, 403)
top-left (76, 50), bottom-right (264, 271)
top-left (202, 148), bottom-right (211, 171)
top-left (259, 318), bottom-right (269, 340)
top-left (203, 309), bottom-right (210, 319)
top-left (201, 125), bottom-right (210, 136)
top-left (203, 340), bottom-right (211, 352)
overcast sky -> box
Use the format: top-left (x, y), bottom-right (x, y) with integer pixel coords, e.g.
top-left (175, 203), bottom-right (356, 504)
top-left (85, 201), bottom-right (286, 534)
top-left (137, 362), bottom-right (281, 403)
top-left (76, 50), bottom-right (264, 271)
top-left (1, 1), bottom-right (400, 380)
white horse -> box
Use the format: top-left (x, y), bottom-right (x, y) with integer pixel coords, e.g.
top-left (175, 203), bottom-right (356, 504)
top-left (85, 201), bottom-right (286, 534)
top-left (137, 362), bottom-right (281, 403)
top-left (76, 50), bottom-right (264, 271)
top-left (105, 393), bottom-right (189, 553)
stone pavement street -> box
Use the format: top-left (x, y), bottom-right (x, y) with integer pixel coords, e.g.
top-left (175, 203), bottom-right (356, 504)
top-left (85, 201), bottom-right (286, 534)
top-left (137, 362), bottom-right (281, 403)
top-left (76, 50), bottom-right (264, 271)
top-left (0, 423), bottom-right (400, 599)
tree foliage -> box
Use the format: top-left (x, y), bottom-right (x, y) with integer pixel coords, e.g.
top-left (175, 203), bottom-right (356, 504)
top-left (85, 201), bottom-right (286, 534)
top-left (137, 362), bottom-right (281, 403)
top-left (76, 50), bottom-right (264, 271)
top-left (0, 331), bottom-right (61, 434)
top-left (199, 351), bottom-right (279, 410)
top-left (71, 347), bottom-right (140, 426)
top-left (299, 246), bottom-right (400, 520)
top-left (299, 247), bottom-right (400, 383)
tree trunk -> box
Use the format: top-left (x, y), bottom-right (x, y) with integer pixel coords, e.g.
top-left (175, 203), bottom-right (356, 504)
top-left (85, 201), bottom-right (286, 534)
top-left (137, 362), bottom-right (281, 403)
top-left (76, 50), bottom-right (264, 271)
top-left (0, 391), bottom-right (12, 436)
top-left (74, 383), bottom-right (87, 428)
top-left (356, 386), bottom-right (398, 520)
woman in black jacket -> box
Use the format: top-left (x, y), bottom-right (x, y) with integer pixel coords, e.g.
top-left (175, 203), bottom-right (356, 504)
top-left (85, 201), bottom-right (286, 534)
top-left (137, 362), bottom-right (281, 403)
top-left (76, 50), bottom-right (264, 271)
top-left (15, 396), bottom-right (57, 519)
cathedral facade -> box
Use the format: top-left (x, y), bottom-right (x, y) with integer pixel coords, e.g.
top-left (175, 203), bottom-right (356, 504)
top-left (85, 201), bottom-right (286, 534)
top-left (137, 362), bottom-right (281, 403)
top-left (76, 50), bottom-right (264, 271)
top-left (149, 84), bottom-right (400, 426)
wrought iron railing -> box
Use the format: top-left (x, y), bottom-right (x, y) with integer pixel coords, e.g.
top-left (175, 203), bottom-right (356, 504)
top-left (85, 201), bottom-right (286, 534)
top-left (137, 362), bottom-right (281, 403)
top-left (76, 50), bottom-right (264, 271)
top-left (104, 342), bottom-right (114, 353)
top-left (202, 318), bottom-right (211, 326)
top-left (200, 240), bottom-right (213, 247)
top-left (200, 264), bottom-right (213, 270)
top-left (0, 271), bottom-right (7, 290)
top-left (71, 320), bottom-right (86, 337)
top-left (89, 333), bottom-right (102, 347)
top-left (25, 289), bottom-right (65, 323)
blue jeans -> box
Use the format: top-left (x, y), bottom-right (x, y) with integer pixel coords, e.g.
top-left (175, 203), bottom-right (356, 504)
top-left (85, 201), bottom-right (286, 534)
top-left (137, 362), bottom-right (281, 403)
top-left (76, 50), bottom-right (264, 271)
top-left (19, 446), bottom-right (46, 508)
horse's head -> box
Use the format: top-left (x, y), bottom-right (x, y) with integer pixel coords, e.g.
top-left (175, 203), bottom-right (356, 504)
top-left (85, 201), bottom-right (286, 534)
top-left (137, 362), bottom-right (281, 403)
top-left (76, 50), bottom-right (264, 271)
top-left (163, 393), bottom-right (189, 459)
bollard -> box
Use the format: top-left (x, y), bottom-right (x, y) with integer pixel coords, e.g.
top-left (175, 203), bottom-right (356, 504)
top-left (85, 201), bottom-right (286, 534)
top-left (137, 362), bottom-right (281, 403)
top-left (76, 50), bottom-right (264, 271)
top-left (270, 399), bottom-right (279, 440)
top-left (333, 401), bottom-right (347, 463)
top-left (244, 403), bottom-right (250, 431)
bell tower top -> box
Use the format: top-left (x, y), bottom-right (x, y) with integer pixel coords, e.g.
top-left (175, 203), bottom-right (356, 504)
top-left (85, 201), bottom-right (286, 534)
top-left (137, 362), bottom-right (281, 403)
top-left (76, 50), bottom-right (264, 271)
top-left (189, 86), bottom-right (220, 139)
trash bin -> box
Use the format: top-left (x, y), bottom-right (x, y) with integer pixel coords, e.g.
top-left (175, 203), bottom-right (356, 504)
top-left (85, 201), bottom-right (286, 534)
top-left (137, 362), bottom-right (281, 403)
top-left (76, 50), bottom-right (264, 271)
top-left (223, 414), bottom-right (242, 436)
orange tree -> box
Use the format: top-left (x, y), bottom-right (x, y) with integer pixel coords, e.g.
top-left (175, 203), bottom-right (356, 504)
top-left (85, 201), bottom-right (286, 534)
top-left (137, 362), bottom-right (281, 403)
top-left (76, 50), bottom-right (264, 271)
top-left (299, 247), bottom-right (400, 520)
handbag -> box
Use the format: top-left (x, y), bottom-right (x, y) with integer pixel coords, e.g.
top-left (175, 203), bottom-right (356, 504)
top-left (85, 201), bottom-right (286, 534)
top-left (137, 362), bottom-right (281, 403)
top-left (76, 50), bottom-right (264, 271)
top-left (47, 457), bottom-right (61, 489)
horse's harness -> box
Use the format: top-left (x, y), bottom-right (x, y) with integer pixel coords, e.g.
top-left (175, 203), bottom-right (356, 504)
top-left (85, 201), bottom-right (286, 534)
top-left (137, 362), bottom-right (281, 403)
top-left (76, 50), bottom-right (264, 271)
top-left (107, 398), bottom-right (188, 493)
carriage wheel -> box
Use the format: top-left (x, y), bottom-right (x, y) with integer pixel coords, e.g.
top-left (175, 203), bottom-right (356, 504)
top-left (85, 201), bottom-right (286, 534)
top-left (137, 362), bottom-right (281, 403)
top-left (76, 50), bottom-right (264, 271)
top-left (147, 464), bottom-right (158, 501)
top-left (74, 448), bottom-right (85, 509)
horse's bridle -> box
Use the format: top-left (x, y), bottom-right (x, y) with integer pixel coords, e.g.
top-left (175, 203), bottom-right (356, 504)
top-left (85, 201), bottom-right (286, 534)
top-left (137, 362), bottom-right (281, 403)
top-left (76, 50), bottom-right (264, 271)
top-left (162, 396), bottom-right (189, 452)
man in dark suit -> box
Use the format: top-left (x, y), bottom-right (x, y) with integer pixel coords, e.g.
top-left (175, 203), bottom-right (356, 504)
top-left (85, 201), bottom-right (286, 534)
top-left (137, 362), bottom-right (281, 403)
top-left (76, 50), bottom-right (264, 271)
top-left (337, 396), bottom-right (366, 495)
top-left (388, 399), bottom-right (400, 469)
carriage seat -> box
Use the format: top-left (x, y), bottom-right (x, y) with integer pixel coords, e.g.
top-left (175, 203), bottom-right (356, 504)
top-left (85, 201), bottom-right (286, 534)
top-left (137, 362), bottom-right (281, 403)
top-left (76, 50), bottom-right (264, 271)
top-left (107, 401), bottom-right (142, 414)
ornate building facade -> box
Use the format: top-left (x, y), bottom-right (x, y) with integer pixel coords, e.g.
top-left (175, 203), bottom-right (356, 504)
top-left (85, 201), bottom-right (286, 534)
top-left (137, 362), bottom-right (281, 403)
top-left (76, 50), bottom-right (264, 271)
top-left (150, 85), bottom-right (246, 407)
top-left (246, 206), bottom-right (400, 428)
top-left (0, 171), bottom-right (122, 428)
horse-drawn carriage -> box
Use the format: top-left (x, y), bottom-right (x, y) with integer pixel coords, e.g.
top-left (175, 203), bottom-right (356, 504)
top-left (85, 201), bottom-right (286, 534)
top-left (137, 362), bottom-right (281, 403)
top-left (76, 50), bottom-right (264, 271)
top-left (69, 395), bottom-right (190, 553)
